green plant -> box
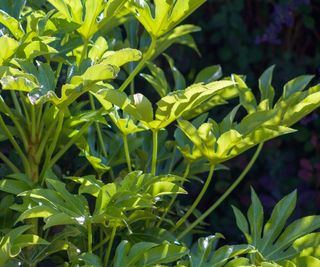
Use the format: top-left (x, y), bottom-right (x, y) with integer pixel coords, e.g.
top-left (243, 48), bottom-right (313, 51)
top-left (0, 0), bottom-right (319, 266)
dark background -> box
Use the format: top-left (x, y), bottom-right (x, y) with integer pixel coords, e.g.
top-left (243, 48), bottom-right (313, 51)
top-left (175, 0), bottom-right (320, 241)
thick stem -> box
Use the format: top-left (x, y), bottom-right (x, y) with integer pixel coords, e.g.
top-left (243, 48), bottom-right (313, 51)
top-left (104, 226), bottom-right (117, 267)
top-left (39, 112), bottom-right (64, 182)
top-left (173, 164), bottom-right (215, 232)
top-left (123, 134), bottom-right (132, 172)
top-left (177, 143), bottom-right (264, 240)
top-left (151, 129), bottom-right (158, 176)
top-left (157, 162), bottom-right (191, 227)
top-left (119, 37), bottom-right (156, 92)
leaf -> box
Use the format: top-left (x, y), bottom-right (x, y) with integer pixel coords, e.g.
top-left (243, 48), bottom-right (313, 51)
top-left (247, 188), bottom-right (264, 246)
top-left (78, 64), bottom-right (119, 82)
top-left (100, 48), bottom-right (142, 67)
top-left (0, 10), bottom-right (24, 39)
top-left (259, 65), bottom-right (275, 107)
top-left (0, 36), bottom-right (19, 65)
top-left (23, 41), bottom-right (58, 59)
top-left (163, 53), bottom-right (186, 90)
top-left (283, 75), bottom-right (314, 99)
top-left (77, 0), bottom-right (105, 39)
top-left (141, 61), bottom-right (169, 97)
top-left (189, 234), bottom-right (224, 267)
top-left (195, 65), bottom-right (222, 84)
top-left (88, 37), bottom-right (108, 62)
top-left (128, 0), bottom-right (205, 37)
top-left (155, 24), bottom-right (201, 58)
top-left (147, 181), bottom-right (187, 196)
top-left (0, 76), bottom-right (38, 92)
top-left (262, 190), bottom-right (297, 250)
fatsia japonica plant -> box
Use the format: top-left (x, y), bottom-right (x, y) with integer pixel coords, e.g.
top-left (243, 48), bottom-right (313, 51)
top-left (0, 0), bottom-right (319, 266)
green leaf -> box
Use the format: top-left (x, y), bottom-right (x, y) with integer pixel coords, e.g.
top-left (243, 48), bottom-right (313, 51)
top-left (232, 206), bottom-right (249, 239)
top-left (163, 53), bottom-right (186, 90)
top-left (195, 65), bottom-right (222, 84)
top-left (100, 48), bottom-right (142, 67)
top-left (88, 37), bottom-right (108, 63)
top-left (247, 188), bottom-right (264, 246)
top-left (283, 75), bottom-right (314, 99)
top-left (0, 10), bottom-right (24, 39)
top-left (0, 36), bottom-right (19, 65)
top-left (259, 65), bottom-right (275, 107)
top-left (262, 190), bottom-right (297, 250)
top-left (78, 64), bottom-right (119, 82)
top-left (0, 76), bottom-right (38, 92)
top-left (141, 61), bottom-right (169, 97)
top-left (77, 0), bottom-right (105, 39)
top-left (189, 234), bottom-right (224, 267)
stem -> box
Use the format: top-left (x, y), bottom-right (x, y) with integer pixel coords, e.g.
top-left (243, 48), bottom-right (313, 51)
top-left (89, 95), bottom-right (108, 159)
top-left (168, 147), bottom-right (177, 174)
top-left (87, 222), bottom-right (92, 253)
top-left (79, 39), bottom-right (89, 66)
top-left (49, 121), bottom-right (91, 168)
top-left (157, 163), bottom-right (190, 227)
top-left (151, 129), bottom-right (158, 175)
top-left (123, 134), bottom-right (132, 172)
top-left (173, 164), bottom-right (215, 232)
top-left (10, 91), bottom-right (22, 115)
top-left (0, 98), bottom-right (29, 150)
top-left (55, 62), bottom-right (63, 86)
top-left (20, 92), bottom-right (30, 125)
top-left (39, 112), bottom-right (64, 182)
top-left (177, 143), bottom-right (264, 240)
top-left (36, 113), bottom-right (60, 162)
top-left (0, 151), bottom-right (21, 173)
top-left (118, 37), bottom-right (156, 92)
top-left (104, 226), bottom-right (117, 267)
top-left (0, 114), bottom-right (30, 175)
top-left (31, 104), bottom-right (36, 143)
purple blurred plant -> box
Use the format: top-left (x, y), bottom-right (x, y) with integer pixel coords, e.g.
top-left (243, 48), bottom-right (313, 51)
top-left (255, 0), bottom-right (310, 45)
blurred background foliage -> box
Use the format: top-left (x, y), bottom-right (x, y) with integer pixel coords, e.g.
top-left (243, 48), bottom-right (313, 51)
top-left (177, 0), bottom-right (320, 242)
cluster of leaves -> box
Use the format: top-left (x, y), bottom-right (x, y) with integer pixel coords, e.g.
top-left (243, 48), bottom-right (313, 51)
top-left (0, 0), bottom-right (318, 266)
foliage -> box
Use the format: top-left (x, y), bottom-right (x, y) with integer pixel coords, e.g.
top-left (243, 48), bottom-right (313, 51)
top-left (0, 0), bottom-right (318, 266)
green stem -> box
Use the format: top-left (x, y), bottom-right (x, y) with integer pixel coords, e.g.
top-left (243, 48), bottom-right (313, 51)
top-left (119, 37), bottom-right (156, 92)
top-left (20, 92), bottom-right (30, 125)
top-left (49, 121), bottom-right (91, 168)
top-left (31, 104), bottom-right (36, 143)
top-left (151, 129), bottom-right (158, 176)
top-left (87, 222), bottom-right (92, 253)
top-left (10, 91), bottom-right (22, 115)
top-left (0, 99), bottom-right (29, 150)
top-left (39, 112), bottom-right (64, 182)
top-left (177, 143), bottom-right (264, 240)
top-left (123, 134), bottom-right (132, 172)
top-left (168, 147), bottom-right (177, 174)
top-left (36, 103), bottom-right (43, 134)
top-left (0, 151), bottom-right (21, 173)
top-left (104, 226), bottom-right (117, 267)
top-left (79, 39), bottom-right (89, 66)
top-left (173, 164), bottom-right (215, 232)
top-left (36, 113), bottom-right (60, 162)
top-left (55, 62), bottom-right (63, 86)
top-left (89, 95), bottom-right (108, 159)
top-left (0, 114), bottom-right (30, 175)
top-left (157, 162), bottom-right (191, 227)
